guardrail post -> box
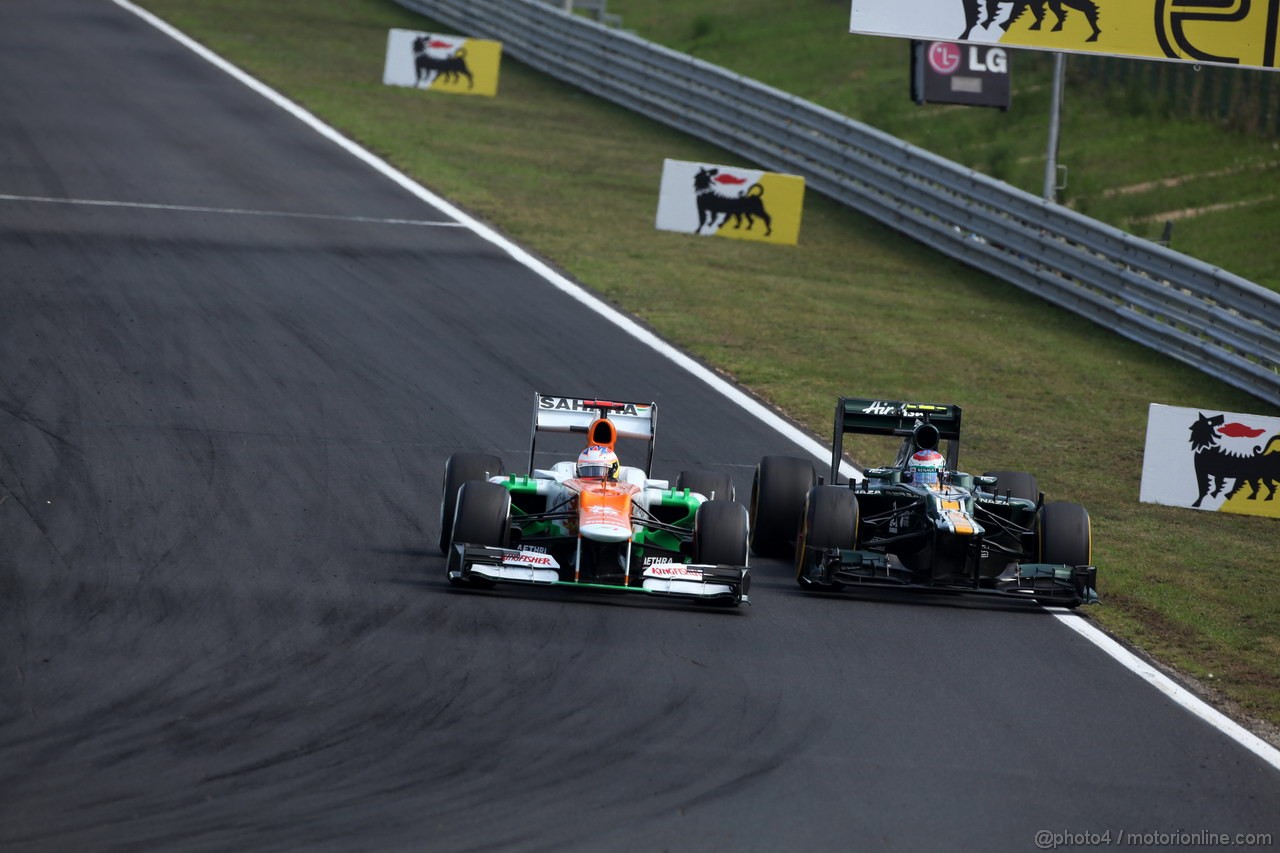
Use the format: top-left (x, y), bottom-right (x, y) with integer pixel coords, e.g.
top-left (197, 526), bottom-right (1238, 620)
top-left (1044, 53), bottom-right (1066, 202)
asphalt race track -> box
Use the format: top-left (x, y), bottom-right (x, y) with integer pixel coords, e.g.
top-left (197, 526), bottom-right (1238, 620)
top-left (2, 2), bottom-right (1278, 851)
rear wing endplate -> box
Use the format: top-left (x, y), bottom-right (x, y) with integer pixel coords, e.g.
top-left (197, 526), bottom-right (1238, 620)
top-left (831, 397), bottom-right (963, 481)
top-left (530, 392), bottom-right (657, 473)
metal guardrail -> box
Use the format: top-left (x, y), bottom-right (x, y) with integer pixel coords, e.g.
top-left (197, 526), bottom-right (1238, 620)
top-left (545, 0), bottom-right (622, 29)
top-left (394, 0), bottom-right (1280, 408)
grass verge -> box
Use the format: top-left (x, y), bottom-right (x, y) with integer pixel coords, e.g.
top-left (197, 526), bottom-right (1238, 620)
top-left (133, 0), bottom-right (1280, 731)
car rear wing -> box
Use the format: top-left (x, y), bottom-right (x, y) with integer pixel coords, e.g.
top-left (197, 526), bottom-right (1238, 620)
top-left (830, 397), bottom-right (963, 482)
top-left (530, 392), bottom-right (658, 474)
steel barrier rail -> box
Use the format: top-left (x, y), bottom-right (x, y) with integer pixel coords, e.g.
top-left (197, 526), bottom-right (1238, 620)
top-left (394, 0), bottom-right (1280, 408)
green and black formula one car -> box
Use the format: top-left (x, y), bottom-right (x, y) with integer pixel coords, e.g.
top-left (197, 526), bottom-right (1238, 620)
top-left (748, 397), bottom-right (1098, 608)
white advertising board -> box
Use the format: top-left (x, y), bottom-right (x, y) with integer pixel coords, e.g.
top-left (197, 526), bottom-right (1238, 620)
top-left (655, 159), bottom-right (805, 245)
top-left (382, 28), bottom-right (502, 97)
top-left (1140, 403), bottom-right (1280, 517)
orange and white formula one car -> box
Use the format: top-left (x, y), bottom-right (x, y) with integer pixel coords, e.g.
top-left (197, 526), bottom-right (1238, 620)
top-left (439, 393), bottom-right (751, 606)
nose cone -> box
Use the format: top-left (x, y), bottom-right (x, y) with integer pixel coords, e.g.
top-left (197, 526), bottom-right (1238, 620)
top-left (578, 485), bottom-right (634, 542)
top-left (579, 520), bottom-right (633, 543)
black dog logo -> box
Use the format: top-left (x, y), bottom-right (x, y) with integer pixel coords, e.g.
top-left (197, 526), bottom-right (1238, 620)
top-left (1188, 412), bottom-right (1279, 507)
top-left (412, 36), bottom-right (473, 89)
top-left (959, 0), bottom-right (1102, 42)
top-left (959, 0), bottom-right (1000, 38)
top-left (692, 168), bottom-right (772, 237)
top-left (1007, 0), bottom-right (1102, 42)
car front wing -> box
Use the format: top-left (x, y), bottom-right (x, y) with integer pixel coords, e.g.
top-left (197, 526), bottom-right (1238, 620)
top-left (803, 547), bottom-right (1098, 606)
top-left (450, 543), bottom-right (749, 606)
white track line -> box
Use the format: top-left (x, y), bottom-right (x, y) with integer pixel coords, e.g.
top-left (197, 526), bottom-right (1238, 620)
top-left (0, 192), bottom-right (461, 227)
top-left (113, 0), bottom-right (1279, 770)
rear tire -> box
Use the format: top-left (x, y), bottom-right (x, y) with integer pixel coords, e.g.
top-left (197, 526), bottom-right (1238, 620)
top-left (749, 456), bottom-right (816, 557)
top-left (447, 480), bottom-right (511, 587)
top-left (676, 470), bottom-right (736, 503)
top-left (694, 500), bottom-right (749, 566)
top-left (795, 486), bottom-right (858, 590)
top-left (1037, 501), bottom-right (1091, 608)
top-left (983, 470), bottom-right (1039, 502)
top-left (439, 452), bottom-right (504, 554)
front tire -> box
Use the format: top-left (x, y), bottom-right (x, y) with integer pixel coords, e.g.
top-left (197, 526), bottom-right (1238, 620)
top-left (447, 480), bottom-right (511, 587)
top-left (694, 500), bottom-right (749, 566)
top-left (749, 456), bottom-right (816, 557)
top-left (1037, 501), bottom-right (1091, 608)
top-left (795, 486), bottom-right (858, 590)
top-left (439, 452), bottom-right (504, 554)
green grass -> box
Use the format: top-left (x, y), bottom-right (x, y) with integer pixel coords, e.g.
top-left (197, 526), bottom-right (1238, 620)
top-left (134, 0), bottom-right (1280, 730)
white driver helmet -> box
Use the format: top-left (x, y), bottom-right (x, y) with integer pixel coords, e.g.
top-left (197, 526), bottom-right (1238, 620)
top-left (576, 445), bottom-right (619, 480)
top-left (908, 449), bottom-right (946, 488)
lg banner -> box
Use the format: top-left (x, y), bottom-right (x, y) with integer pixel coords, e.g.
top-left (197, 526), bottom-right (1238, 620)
top-left (1140, 403), bottom-right (1280, 518)
top-left (382, 29), bottom-right (502, 97)
top-left (912, 41), bottom-right (1011, 108)
top-left (655, 160), bottom-right (805, 246)
top-left (852, 1), bottom-right (1280, 71)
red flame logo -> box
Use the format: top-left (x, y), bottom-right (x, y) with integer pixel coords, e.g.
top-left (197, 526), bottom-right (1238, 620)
top-left (1217, 422), bottom-right (1266, 438)
top-left (713, 173), bottom-right (748, 185)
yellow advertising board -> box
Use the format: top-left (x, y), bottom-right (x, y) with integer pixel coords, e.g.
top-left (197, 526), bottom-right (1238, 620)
top-left (851, 1), bottom-right (1279, 71)
top-left (382, 29), bottom-right (502, 97)
top-left (655, 160), bottom-right (806, 246)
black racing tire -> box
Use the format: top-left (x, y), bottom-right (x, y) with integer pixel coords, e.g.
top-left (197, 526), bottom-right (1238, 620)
top-left (1037, 501), bottom-right (1092, 609)
top-left (694, 500), bottom-right (749, 566)
top-left (439, 452), bottom-right (504, 554)
top-left (676, 470), bottom-right (736, 503)
top-left (795, 486), bottom-right (858, 590)
top-left (447, 480), bottom-right (511, 587)
top-left (749, 455), bottom-right (816, 558)
top-left (984, 470), bottom-right (1039, 502)
top-left (1038, 501), bottom-right (1091, 566)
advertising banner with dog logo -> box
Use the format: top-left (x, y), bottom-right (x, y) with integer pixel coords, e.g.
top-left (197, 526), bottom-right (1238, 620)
top-left (382, 29), bottom-right (502, 97)
top-left (1139, 403), bottom-right (1280, 518)
top-left (654, 159), bottom-right (805, 246)
top-left (851, 1), bottom-right (1280, 71)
